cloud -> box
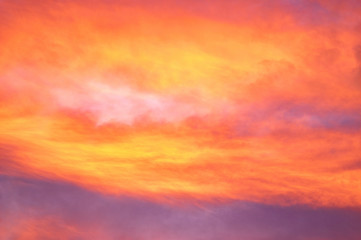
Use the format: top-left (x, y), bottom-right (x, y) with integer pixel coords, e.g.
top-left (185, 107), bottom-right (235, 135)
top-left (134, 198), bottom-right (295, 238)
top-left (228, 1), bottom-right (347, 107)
top-left (1, 175), bottom-right (361, 240)
top-left (0, 0), bottom-right (361, 227)
top-left (53, 82), bottom-right (211, 125)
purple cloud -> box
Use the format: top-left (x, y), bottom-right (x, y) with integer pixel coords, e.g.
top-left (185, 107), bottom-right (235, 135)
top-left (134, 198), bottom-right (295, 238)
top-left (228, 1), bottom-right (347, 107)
top-left (1, 175), bottom-right (361, 240)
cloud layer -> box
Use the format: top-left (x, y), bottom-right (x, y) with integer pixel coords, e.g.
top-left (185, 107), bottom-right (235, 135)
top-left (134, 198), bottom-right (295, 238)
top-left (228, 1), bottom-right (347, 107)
top-left (1, 0), bottom-right (361, 239)
top-left (2, 175), bottom-right (361, 240)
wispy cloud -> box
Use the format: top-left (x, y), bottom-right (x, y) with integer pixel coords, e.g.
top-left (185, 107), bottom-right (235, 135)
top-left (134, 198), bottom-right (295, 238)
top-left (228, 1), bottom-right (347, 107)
top-left (2, 175), bottom-right (361, 240)
top-left (1, 0), bottom-right (361, 238)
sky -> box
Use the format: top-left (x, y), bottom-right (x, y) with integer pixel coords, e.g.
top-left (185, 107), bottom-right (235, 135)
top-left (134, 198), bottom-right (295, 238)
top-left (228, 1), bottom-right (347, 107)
top-left (0, 0), bottom-right (361, 239)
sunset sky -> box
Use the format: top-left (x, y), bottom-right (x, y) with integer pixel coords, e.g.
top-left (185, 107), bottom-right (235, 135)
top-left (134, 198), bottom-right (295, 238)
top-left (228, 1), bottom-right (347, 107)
top-left (1, 0), bottom-right (361, 239)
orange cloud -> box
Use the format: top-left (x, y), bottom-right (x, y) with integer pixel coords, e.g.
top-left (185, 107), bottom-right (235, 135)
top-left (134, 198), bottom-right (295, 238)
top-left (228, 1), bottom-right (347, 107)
top-left (1, 0), bottom-right (361, 208)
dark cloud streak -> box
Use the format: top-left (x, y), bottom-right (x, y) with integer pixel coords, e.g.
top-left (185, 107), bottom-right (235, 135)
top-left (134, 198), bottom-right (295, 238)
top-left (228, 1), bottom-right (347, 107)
top-left (1, 175), bottom-right (361, 240)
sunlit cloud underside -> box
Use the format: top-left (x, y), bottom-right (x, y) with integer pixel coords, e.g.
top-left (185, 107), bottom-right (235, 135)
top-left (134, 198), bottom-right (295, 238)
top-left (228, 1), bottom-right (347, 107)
top-left (1, 0), bottom-right (361, 239)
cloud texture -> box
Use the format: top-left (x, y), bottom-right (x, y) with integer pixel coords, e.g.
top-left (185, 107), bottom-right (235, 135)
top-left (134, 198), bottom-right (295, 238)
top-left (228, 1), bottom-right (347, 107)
top-left (1, 0), bottom-right (361, 239)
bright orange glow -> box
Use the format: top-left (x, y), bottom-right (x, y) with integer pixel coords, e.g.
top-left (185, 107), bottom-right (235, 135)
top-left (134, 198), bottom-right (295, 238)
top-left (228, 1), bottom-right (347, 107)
top-left (1, 0), bottom-right (361, 209)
